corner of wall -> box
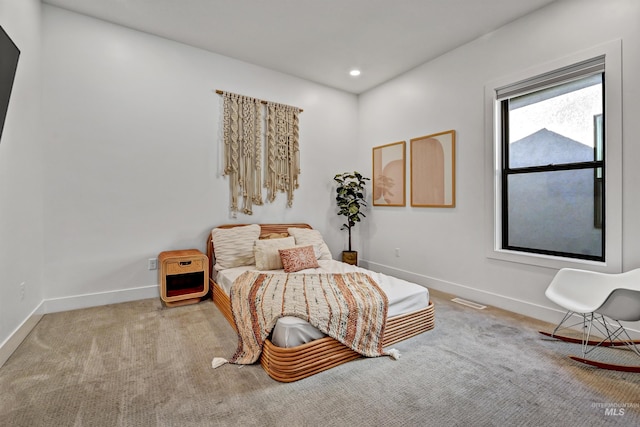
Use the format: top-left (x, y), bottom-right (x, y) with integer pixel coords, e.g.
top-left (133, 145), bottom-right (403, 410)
top-left (0, 302), bottom-right (44, 368)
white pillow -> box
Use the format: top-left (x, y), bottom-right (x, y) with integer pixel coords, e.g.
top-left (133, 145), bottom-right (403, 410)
top-left (287, 228), bottom-right (333, 260)
top-left (254, 237), bottom-right (296, 270)
top-left (211, 224), bottom-right (261, 270)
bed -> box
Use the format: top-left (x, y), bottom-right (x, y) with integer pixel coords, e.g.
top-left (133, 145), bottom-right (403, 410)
top-left (207, 223), bottom-right (435, 382)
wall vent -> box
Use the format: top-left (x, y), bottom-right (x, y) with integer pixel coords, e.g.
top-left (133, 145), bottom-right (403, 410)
top-left (451, 297), bottom-right (486, 310)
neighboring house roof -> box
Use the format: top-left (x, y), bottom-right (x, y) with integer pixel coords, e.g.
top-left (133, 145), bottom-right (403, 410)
top-left (510, 128), bottom-right (593, 168)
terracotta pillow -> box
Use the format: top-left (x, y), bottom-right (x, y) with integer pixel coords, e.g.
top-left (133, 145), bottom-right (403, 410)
top-left (279, 245), bottom-right (320, 273)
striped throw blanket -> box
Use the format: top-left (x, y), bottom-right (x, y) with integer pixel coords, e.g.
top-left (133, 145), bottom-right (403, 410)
top-left (229, 271), bottom-right (390, 364)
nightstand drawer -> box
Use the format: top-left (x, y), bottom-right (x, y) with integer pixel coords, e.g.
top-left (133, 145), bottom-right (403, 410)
top-left (165, 259), bottom-right (204, 275)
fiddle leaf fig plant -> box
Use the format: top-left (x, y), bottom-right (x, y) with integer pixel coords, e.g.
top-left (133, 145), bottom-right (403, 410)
top-left (334, 171), bottom-right (370, 252)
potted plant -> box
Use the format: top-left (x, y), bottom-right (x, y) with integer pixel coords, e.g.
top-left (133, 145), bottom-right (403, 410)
top-left (334, 171), bottom-right (370, 265)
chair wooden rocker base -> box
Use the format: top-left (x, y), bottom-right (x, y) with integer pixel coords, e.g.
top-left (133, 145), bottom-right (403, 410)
top-left (542, 268), bottom-right (640, 373)
top-left (568, 356), bottom-right (640, 373)
top-left (539, 330), bottom-right (640, 348)
top-left (539, 328), bottom-right (640, 373)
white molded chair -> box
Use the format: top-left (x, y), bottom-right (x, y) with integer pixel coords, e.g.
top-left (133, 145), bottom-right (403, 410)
top-left (543, 268), bottom-right (640, 371)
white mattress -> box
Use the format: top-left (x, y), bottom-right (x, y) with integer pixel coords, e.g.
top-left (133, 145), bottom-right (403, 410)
top-left (215, 260), bottom-right (430, 348)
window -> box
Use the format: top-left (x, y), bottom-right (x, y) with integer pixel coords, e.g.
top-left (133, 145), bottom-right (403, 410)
top-left (485, 41), bottom-right (622, 271)
top-left (497, 58), bottom-right (605, 262)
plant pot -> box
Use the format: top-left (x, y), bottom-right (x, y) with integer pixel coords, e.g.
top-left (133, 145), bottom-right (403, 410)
top-left (342, 251), bottom-right (358, 266)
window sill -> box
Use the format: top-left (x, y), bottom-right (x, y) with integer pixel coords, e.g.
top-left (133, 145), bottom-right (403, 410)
top-left (486, 247), bottom-right (618, 273)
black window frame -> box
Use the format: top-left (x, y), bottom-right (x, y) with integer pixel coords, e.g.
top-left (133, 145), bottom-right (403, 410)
top-left (499, 65), bottom-right (606, 262)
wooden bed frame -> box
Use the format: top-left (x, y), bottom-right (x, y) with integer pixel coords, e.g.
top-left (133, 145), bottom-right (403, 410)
top-left (207, 223), bottom-right (435, 382)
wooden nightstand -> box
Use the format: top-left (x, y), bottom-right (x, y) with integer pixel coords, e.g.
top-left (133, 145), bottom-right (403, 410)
top-left (158, 249), bottom-right (209, 307)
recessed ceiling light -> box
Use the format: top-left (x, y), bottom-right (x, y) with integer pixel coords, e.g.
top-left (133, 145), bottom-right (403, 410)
top-left (349, 69), bottom-right (361, 77)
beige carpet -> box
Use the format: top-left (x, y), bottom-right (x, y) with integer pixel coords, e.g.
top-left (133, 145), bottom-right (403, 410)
top-left (0, 290), bottom-right (639, 426)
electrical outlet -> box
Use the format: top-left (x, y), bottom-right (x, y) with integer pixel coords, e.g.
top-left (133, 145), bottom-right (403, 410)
top-left (19, 282), bottom-right (25, 301)
top-left (148, 258), bottom-right (158, 270)
top-left (395, 248), bottom-right (400, 257)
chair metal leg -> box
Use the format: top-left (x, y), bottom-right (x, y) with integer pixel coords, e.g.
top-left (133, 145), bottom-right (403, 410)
top-left (570, 318), bottom-right (640, 372)
top-left (600, 319), bottom-right (640, 357)
top-left (546, 310), bottom-right (589, 340)
top-left (583, 312), bottom-right (593, 356)
top-left (581, 315), bottom-right (640, 354)
top-left (541, 311), bottom-right (640, 372)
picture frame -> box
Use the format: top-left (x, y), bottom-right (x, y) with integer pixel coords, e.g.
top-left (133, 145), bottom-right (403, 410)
top-left (372, 141), bottom-right (406, 206)
top-left (410, 130), bottom-right (456, 208)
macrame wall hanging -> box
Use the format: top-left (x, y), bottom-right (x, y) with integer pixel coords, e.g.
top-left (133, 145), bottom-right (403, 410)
top-left (220, 92), bottom-right (263, 215)
top-left (217, 90), bottom-right (302, 216)
top-left (265, 102), bottom-right (300, 208)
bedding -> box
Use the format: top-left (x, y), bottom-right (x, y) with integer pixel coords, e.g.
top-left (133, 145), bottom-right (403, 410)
top-left (229, 271), bottom-right (389, 364)
top-left (215, 259), bottom-right (430, 348)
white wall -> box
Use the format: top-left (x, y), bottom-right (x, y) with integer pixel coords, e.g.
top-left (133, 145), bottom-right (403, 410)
top-left (40, 6), bottom-right (358, 310)
top-left (0, 0), bottom-right (44, 365)
top-left (358, 0), bottom-right (640, 331)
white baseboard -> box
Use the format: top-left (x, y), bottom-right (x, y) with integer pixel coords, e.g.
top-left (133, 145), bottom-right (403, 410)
top-left (362, 260), bottom-right (640, 339)
top-left (0, 285), bottom-right (160, 367)
top-left (43, 285), bottom-right (160, 314)
top-left (0, 302), bottom-right (45, 368)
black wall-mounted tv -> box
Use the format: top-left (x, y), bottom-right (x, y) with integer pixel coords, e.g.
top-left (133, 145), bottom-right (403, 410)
top-left (0, 25), bottom-right (20, 143)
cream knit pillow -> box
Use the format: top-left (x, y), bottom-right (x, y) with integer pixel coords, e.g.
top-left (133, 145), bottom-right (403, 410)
top-left (287, 228), bottom-right (333, 260)
top-left (254, 237), bottom-right (296, 270)
top-left (211, 224), bottom-right (261, 270)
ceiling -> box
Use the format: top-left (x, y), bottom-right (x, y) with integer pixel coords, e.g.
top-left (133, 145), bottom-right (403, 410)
top-left (43, 0), bottom-right (557, 94)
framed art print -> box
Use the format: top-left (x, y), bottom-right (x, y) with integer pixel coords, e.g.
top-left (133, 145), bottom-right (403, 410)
top-left (372, 141), bottom-right (406, 206)
top-left (410, 130), bottom-right (456, 208)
